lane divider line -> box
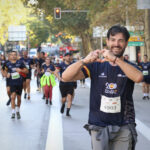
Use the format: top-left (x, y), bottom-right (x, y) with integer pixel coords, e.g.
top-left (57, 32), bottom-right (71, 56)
top-left (45, 84), bottom-right (64, 150)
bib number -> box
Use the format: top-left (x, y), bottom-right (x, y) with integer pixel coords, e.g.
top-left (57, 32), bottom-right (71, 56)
top-left (26, 64), bottom-right (29, 69)
top-left (143, 71), bottom-right (148, 76)
top-left (11, 72), bottom-right (20, 80)
top-left (100, 95), bottom-right (121, 113)
top-left (45, 72), bottom-right (51, 76)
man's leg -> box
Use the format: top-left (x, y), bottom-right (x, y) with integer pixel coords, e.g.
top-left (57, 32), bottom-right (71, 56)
top-left (142, 82), bottom-right (147, 100)
top-left (26, 79), bottom-right (31, 100)
top-left (6, 86), bottom-right (11, 106)
top-left (91, 130), bottom-right (109, 150)
top-left (110, 127), bottom-right (132, 150)
top-left (146, 83), bottom-right (149, 99)
top-left (66, 94), bottom-right (73, 116)
top-left (11, 92), bottom-right (16, 119)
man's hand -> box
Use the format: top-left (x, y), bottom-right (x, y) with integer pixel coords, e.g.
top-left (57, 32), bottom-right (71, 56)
top-left (16, 68), bottom-right (22, 73)
top-left (82, 50), bottom-right (103, 64)
top-left (100, 49), bottom-right (117, 63)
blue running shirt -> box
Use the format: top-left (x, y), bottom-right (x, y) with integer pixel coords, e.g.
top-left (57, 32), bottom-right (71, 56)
top-left (82, 61), bottom-right (138, 126)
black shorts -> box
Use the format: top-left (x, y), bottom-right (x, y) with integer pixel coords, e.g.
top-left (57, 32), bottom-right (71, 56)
top-left (26, 73), bottom-right (31, 80)
top-left (143, 76), bottom-right (150, 84)
top-left (10, 85), bottom-right (23, 95)
top-left (59, 84), bottom-right (74, 98)
top-left (6, 78), bottom-right (11, 87)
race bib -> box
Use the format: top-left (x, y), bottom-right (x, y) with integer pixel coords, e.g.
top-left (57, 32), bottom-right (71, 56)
top-left (143, 71), bottom-right (148, 76)
top-left (26, 64), bottom-right (29, 69)
top-left (45, 72), bottom-right (51, 76)
top-left (100, 95), bottom-right (121, 113)
top-left (11, 72), bottom-right (20, 80)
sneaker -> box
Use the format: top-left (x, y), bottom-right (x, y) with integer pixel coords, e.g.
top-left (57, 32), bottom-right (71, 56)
top-left (46, 100), bottom-right (48, 104)
top-left (147, 96), bottom-right (149, 100)
top-left (143, 96), bottom-right (146, 100)
top-left (42, 95), bottom-right (45, 100)
top-left (6, 98), bottom-right (11, 106)
top-left (50, 101), bottom-right (52, 105)
top-left (60, 104), bottom-right (65, 114)
top-left (24, 93), bottom-right (27, 99)
top-left (16, 112), bottom-right (21, 119)
top-left (66, 112), bottom-right (71, 117)
top-left (11, 113), bottom-right (15, 119)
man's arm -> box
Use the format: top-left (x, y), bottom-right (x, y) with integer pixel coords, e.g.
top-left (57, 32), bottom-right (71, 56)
top-left (115, 58), bottom-right (143, 83)
top-left (62, 50), bottom-right (101, 82)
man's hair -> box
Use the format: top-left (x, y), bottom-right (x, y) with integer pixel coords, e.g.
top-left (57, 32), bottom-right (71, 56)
top-left (107, 25), bottom-right (130, 41)
top-left (41, 51), bottom-right (45, 55)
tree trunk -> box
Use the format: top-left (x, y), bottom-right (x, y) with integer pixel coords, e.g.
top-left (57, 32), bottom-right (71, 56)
top-left (80, 33), bottom-right (92, 57)
top-left (144, 9), bottom-right (150, 59)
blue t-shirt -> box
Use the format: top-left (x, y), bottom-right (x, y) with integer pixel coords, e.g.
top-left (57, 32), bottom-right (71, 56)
top-left (20, 57), bottom-right (34, 74)
top-left (82, 60), bottom-right (138, 126)
top-left (57, 62), bottom-right (74, 85)
top-left (6, 60), bottom-right (26, 86)
top-left (139, 62), bottom-right (150, 76)
top-left (42, 64), bottom-right (55, 73)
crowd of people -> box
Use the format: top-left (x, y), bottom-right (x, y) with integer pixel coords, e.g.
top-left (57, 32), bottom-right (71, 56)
top-left (0, 50), bottom-right (81, 119)
top-left (0, 25), bottom-right (150, 150)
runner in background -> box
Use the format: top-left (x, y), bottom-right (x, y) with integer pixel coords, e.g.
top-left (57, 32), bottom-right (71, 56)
top-left (56, 52), bottom-right (74, 117)
top-left (4, 51), bottom-right (28, 119)
top-left (20, 50), bottom-right (34, 100)
top-left (40, 57), bottom-right (60, 105)
top-left (1, 52), bottom-right (12, 106)
top-left (37, 52), bottom-right (46, 99)
top-left (139, 54), bottom-right (150, 100)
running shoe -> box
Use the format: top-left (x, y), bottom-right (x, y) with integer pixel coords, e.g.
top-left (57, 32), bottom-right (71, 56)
top-left (147, 96), bottom-right (149, 100)
top-left (6, 98), bottom-right (11, 106)
top-left (46, 100), bottom-right (48, 104)
top-left (143, 96), bottom-right (146, 100)
top-left (60, 104), bottom-right (65, 114)
top-left (11, 113), bottom-right (15, 119)
top-left (50, 101), bottom-right (52, 105)
top-left (24, 93), bottom-right (27, 99)
top-left (42, 95), bottom-right (45, 99)
top-left (16, 112), bottom-right (21, 119)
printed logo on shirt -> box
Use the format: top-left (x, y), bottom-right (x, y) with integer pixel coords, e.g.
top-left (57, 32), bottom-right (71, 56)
top-left (105, 82), bottom-right (118, 94)
top-left (99, 72), bottom-right (107, 78)
top-left (117, 74), bottom-right (126, 78)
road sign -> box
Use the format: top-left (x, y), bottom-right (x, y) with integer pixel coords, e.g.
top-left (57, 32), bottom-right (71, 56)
top-left (137, 0), bottom-right (150, 9)
top-left (8, 25), bottom-right (26, 41)
top-left (128, 42), bottom-right (144, 46)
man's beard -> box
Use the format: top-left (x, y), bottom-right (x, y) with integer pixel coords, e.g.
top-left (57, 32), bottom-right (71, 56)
top-left (111, 46), bottom-right (125, 58)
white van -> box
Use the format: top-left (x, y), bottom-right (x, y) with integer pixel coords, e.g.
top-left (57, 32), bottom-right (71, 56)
top-left (29, 48), bottom-right (37, 58)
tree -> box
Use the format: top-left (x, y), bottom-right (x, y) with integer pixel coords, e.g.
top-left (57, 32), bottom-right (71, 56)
top-left (0, 0), bottom-right (28, 45)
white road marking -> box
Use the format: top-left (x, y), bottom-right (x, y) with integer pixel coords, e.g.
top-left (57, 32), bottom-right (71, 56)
top-left (136, 119), bottom-right (150, 141)
top-left (45, 84), bottom-right (64, 150)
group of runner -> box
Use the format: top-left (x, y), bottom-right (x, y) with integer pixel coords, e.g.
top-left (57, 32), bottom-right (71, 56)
top-left (0, 50), bottom-right (78, 119)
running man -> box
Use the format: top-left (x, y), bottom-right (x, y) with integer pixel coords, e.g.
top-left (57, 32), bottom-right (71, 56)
top-left (20, 50), bottom-right (34, 100)
top-left (139, 54), bottom-right (150, 100)
top-left (56, 52), bottom-right (74, 117)
top-left (62, 25), bottom-right (143, 150)
top-left (1, 52), bottom-right (12, 106)
top-left (4, 51), bottom-right (28, 119)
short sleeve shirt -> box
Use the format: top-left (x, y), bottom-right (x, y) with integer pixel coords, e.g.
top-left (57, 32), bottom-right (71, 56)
top-left (81, 61), bottom-right (137, 126)
top-left (6, 60), bottom-right (26, 86)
